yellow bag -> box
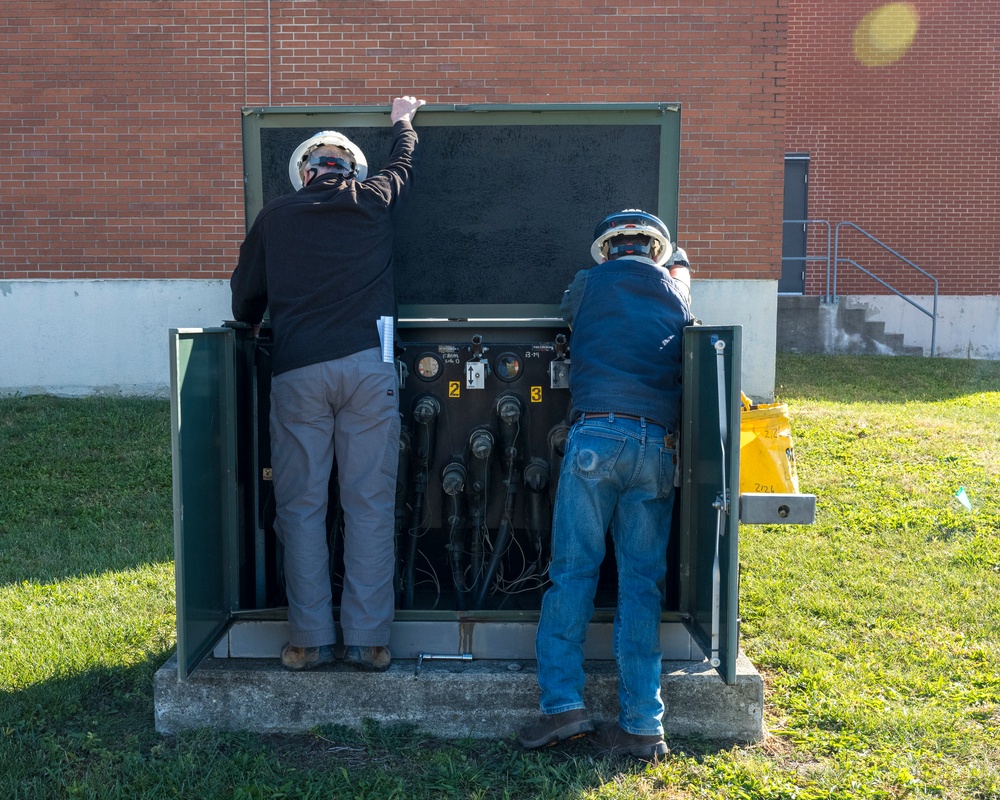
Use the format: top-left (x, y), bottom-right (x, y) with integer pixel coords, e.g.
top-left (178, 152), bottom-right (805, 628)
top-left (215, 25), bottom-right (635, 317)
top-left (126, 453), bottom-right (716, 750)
top-left (739, 392), bottom-right (800, 495)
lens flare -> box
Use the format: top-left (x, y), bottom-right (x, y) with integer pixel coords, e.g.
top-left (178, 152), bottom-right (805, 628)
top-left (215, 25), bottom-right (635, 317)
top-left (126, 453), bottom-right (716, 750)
top-left (853, 2), bottom-right (920, 67)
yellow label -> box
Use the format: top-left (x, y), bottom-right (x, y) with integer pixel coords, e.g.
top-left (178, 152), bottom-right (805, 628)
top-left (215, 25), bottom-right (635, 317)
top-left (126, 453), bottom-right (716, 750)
top-left (448, 381), bottom-right (461, 398)
top-left (530, 386), bottom-right (543, 403)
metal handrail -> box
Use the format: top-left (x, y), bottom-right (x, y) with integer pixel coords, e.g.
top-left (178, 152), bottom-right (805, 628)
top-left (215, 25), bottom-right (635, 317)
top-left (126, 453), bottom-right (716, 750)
top-left (833, 222), bottom-right (938, 357)
top-left (781, 219), bottom-right (831, 295)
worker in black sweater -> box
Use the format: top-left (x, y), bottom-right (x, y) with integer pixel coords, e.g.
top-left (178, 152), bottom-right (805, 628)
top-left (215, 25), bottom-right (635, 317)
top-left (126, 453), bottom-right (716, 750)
top-left (231, 95), bottom-right (426, 673)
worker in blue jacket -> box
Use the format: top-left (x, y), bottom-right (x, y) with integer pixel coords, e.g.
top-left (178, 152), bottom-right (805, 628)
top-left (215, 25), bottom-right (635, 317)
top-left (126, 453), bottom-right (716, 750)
top-left (519, 209), bottom-right (693, 758)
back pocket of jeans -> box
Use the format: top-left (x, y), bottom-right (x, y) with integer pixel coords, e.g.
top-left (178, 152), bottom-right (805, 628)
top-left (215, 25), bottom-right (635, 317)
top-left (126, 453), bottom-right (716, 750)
top-left (569, 429), bottom-right (626, 481)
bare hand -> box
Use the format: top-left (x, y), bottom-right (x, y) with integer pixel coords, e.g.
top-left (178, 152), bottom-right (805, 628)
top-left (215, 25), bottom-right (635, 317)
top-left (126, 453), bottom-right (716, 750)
top-left (391, 96), bottom-right (426, 124)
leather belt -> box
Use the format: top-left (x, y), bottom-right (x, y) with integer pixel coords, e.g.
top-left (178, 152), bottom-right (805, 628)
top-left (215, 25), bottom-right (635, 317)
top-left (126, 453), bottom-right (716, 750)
top-left (579, 411), bottom-right (665, 427)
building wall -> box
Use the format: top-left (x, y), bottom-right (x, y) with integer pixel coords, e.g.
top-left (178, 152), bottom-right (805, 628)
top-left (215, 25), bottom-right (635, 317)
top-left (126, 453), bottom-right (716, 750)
top-left (1, 1), bottom-right (788, 396)
top-left (1, 1), bottom-right (786, 284)
top-left (786, 1), bottom-right (999, 298)
top-left (3, 2), bottom-right (994, 387)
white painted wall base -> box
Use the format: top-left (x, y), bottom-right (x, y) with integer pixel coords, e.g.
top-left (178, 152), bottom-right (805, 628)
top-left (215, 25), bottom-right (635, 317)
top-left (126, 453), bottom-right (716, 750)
top-left (842, 295), bottom-right (1000, 360)
top-left (0, 278), bottom-right (780, 400)
top-left (0, 279), bottom-right (233, 397)
top-left (691, 279), bottom-right (777, 401)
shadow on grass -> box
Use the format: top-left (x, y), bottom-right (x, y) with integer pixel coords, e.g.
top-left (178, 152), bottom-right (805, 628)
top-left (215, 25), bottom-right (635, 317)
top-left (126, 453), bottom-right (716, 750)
top-left (1, 653), bottom-right (173, 797)
top-left (0, 394), bottom-right (174, 587)
top-left (0, 651), bottom-right (172, 744)
top-left (0, 651), bottom-right (664, 799)
top-left (0, 549), bottom-right (175, 590)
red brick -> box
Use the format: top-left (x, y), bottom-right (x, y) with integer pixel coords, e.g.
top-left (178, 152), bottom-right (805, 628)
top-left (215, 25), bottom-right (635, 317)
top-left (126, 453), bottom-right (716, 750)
top-left (3, 0), bottom-right (787, 282)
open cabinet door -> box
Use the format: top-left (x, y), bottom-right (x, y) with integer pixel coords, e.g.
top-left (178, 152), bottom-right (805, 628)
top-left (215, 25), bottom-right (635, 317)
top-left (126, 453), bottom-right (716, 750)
top-left (677, 325), bottom-right (742, 683)
top-left (169, 328), bottom-right (239, 678)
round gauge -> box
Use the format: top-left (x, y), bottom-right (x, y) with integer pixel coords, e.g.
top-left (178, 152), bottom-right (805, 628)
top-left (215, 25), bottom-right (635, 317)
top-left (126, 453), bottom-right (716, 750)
top-left (415, 352), bottom-right (443, 381)
top-left (494, 352), bottom-right (523, 382)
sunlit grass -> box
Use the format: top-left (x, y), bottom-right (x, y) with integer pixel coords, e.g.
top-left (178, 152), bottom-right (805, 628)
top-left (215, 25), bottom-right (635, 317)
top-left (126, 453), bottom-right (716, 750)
top-left (1, 356), bottom-right (998, 799)
top-left (1, 566), bottom-right (175, 690)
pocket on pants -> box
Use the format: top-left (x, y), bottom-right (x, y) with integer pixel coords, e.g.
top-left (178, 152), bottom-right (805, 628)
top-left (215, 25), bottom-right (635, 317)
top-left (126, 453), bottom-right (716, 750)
top-left (271, 371), bottom-right (323, 424)
top-left (355, 362), bottom-right (400, 480)
top-left (569, 428), bottom-right (626, 481)
top-left (381, 411), bottom-right (401, 479)
top-left (657, 446), bottom-right (677, 499)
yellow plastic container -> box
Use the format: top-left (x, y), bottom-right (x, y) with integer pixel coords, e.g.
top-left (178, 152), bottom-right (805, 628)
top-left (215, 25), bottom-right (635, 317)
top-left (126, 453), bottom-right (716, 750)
top-left (739, 392), bottom-right (800, 495)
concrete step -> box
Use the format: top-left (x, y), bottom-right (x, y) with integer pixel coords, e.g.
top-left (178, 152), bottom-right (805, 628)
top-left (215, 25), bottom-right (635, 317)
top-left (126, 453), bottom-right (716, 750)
top-left (154, 650), bottom-right (765, 743)
top-left (776, 295), bottom-right (924, 356)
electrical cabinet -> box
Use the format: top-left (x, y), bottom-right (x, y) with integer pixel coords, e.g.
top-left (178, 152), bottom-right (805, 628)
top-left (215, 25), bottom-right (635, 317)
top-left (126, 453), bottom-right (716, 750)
top-left (170, 103), bottom-right (773, 686)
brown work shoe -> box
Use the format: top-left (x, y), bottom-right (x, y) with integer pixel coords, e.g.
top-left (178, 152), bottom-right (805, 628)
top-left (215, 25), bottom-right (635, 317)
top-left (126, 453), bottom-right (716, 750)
top-left (517, 708), bottom-right (595, 749)
top-left (280, 642), bottom-right (335, 671)
top-left (591, 722), bottom-right (668, 759)
top-left (344, 645), bottom-right (391, 672)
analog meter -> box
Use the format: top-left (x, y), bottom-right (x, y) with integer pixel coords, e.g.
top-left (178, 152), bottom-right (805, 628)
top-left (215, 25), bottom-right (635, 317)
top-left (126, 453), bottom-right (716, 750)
top-left (415, 352), bottom-right (443, 381)
top-left (494, 353), bottom-right (523, 382)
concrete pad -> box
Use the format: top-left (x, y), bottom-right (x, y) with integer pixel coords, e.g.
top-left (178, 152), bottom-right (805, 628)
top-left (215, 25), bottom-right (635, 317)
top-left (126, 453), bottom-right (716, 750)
top-left (154, 650), bottom-right (764, 742)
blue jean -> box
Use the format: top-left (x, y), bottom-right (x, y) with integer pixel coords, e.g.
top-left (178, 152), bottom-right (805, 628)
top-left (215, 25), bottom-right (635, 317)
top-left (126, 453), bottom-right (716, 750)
top-left (535, 413), bottom-right (676, 735)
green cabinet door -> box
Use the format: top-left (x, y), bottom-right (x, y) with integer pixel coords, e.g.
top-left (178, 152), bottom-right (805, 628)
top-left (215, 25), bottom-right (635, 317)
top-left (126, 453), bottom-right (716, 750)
top-left (677, 325), bottom-right (742, 684)
top-left (169, 328), bottom-right (239, 679)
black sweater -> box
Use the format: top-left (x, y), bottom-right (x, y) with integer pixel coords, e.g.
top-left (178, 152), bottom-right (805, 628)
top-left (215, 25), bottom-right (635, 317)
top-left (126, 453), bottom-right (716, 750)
top-left (231, 120), bottom-right (418, 376)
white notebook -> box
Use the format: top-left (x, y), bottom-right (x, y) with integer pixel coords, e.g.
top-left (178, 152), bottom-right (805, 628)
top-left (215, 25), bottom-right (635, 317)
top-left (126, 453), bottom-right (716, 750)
top-left (376, 316), bottom-right (394, 363)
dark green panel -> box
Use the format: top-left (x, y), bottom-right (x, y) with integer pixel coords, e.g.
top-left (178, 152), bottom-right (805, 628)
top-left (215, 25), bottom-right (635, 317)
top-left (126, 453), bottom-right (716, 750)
top-left (170, 328), bottom-right (238, 679)
top-left (241, 103), bottom-right (681, 317)
top-left (678, 325), bottom-right (742, 684)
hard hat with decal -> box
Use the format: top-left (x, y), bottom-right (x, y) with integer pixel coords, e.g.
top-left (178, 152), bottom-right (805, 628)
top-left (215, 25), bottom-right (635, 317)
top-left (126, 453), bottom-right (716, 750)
top-left (288, 130), bottom-right (368, 189)
top-left (590, 209), bottom-right (672, 266)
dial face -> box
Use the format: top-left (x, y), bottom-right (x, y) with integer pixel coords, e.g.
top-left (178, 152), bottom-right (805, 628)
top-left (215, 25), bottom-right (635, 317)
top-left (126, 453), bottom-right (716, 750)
top-left (415, 352), bottom-right (443, 381)
top-left (494, 353), bottom-right (522, 382)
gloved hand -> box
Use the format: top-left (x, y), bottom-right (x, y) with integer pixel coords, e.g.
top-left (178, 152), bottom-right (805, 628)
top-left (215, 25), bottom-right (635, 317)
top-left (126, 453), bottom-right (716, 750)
top-left (670, 246), bottom-right (690, 267)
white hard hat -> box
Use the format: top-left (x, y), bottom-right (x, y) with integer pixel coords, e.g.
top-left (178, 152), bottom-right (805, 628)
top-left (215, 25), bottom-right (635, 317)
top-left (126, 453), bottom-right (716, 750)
top-left (288, 130), bottom-right (368, 189)
top-left (591, 209), bottom-right (672, 266)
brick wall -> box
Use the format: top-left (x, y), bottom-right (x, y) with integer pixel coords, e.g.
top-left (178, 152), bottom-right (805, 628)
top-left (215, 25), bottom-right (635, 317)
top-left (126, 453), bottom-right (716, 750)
top-left (0, 1), bottom-right (784, 282)
top-left (788, 1), bottom-right (999, 296)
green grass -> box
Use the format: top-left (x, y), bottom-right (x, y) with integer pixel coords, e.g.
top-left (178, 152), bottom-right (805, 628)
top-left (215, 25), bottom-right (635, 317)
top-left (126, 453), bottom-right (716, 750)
top-left (2, 356), bottom-right (999, 799)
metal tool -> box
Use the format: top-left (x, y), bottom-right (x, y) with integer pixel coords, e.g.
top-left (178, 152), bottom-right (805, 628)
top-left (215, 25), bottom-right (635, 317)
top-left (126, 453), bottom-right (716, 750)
top-left (414, 652), bottom-right (473, 676)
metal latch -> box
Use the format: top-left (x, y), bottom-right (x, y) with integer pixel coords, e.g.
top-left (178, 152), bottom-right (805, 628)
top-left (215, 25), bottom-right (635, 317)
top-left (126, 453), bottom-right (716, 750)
top-left (739, 493), bottom-right (817, 525)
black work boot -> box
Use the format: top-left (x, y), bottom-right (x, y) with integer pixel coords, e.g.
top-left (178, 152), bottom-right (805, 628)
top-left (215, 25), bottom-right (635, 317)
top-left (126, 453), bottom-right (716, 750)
top-left (591, 722), bottom-right (669, 759)
top-left (517, 708), bottom-right (595, 749)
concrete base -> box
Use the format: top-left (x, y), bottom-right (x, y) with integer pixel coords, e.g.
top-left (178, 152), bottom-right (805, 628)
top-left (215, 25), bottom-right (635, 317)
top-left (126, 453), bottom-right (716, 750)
top-left (154, 650), bottom-right (764, 742)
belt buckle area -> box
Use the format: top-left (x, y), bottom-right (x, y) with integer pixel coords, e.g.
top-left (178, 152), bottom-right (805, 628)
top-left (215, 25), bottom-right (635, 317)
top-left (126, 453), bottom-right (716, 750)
top-left (578, 411), bottom-right (648, 425)
top-left (592, 411), bottom-right (640, 423)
